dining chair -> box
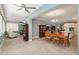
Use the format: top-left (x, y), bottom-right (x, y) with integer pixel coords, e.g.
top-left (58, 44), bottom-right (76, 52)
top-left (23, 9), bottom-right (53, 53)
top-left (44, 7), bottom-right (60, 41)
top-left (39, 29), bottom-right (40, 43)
top-left (45, 31), bottom-right (51, 42)
top-left (64, 33), bottom-right (70, 47)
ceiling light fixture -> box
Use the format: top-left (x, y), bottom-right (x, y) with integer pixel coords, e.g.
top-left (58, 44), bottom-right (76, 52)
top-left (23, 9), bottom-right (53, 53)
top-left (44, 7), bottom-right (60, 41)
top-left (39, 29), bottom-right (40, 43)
top-left (51, 19), bottom-right (55, 22)
top-left (51, 19), bottom-right (58, 22)
top-left (56, 19), bottom-right (58, 22)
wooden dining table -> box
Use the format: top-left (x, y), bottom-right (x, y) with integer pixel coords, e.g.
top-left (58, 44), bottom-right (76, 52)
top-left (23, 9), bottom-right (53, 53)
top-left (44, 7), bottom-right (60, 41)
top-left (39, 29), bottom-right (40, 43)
top-left (45, 31), bottom-right (69, 47)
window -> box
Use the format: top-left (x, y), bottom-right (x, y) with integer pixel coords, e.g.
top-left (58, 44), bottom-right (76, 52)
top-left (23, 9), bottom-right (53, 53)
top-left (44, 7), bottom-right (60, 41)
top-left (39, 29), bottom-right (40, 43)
top-left (0, 14), bottom-right (5, 36)
top-left (7, 23), bottom-right (18, 32)
top-left (0, 15), bottom-right (2, 36)
top-left (2, 20), bottom-right (5, 33)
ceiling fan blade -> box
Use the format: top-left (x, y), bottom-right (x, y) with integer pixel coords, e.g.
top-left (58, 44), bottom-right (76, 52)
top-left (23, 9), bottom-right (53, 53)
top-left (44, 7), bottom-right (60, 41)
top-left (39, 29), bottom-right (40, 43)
top-left (24, 8), bottom-right (30, 13)
top-left (21, 4), bottom-right (26, 7)
top-left (16, 7), bottom-right (23, 12)
top-left (14, 4), bottom-right (22, 7)
top-left (17, 7), bottom-right (23, 10)
top-left (26, 7), bottom-right (36, 9)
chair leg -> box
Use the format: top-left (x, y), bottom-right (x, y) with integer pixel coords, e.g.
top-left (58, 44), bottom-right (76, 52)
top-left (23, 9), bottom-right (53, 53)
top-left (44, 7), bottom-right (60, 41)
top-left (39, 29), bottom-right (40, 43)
top-left (64, 39), bottom-right (67, 47)
top-left (64, 38), bottom-right (70, 47)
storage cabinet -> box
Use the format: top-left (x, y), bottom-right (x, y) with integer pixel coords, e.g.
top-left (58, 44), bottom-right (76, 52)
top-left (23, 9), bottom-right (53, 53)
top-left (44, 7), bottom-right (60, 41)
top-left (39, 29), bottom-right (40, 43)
top-left (39, 25), bottom-right (46, 37)
top-left (23, 24), bottom-right (29, 41)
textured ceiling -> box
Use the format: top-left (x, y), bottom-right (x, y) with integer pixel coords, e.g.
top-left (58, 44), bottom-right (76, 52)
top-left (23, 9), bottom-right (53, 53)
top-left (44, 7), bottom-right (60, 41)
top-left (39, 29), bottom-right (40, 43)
top-left (3, 4), bottom-right (43, 22)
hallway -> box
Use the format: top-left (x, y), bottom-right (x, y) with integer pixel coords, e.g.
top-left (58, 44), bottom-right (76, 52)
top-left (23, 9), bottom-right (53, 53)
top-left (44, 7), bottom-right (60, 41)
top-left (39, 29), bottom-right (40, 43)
top-left (0, 36), bottom-right (76, 55)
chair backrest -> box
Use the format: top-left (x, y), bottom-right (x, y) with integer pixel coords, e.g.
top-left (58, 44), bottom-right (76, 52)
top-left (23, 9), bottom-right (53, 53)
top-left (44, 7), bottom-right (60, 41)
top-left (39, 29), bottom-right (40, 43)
top-left (67, 33), bottom-right (70, 40)
top-left (45, 31), bottom-right (51, 37)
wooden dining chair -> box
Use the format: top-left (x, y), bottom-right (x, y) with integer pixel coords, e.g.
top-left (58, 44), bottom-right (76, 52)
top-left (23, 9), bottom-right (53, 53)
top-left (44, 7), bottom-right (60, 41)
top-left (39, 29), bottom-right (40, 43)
top-left (45, 31), bottom-right (51, 42)
top-left (58, 32), bottom-right (65, 44)
top-left (64, 33), bottom-right (70, 47)
top-left (50, 32), bottom-right (60, 44)
top-left (67, 33), bottom-right (70, 47)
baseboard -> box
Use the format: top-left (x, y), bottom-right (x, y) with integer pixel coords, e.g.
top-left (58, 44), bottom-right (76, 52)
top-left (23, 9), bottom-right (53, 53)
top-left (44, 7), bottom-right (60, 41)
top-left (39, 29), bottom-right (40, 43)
top-left (28, 39), bottom-right (32, 42)
top-left (32, 36), bottom-right (39, 39)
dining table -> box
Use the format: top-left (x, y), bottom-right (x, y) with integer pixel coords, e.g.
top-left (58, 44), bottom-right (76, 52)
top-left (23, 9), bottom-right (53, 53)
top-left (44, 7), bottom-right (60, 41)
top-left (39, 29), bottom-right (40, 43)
top-left (45, 31), bottom-right (69, 47)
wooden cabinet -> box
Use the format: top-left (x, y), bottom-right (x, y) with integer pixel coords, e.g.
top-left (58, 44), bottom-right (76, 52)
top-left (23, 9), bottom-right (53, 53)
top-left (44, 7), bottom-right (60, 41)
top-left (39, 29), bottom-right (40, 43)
top-left (39, 25), bottom-right (46, 37)
top-left (23, 24), bottom-right (29, 41)
top-left (51, 26), bottom-right (56, 32)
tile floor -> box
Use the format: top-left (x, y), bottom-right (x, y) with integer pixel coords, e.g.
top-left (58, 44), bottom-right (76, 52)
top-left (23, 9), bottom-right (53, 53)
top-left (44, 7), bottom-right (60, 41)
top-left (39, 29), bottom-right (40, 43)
top-left (0, 36), bottom-right (77, 55)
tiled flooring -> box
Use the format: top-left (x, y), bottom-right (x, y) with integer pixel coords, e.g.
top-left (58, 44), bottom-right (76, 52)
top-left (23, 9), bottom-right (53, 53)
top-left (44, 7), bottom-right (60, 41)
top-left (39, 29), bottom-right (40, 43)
top-left (0, 36), bottom-right (77, 55)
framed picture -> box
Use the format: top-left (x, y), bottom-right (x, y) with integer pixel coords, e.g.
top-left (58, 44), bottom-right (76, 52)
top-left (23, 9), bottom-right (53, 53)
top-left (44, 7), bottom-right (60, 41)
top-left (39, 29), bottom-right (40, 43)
top-left (69, 27), bottom-right (74, 31)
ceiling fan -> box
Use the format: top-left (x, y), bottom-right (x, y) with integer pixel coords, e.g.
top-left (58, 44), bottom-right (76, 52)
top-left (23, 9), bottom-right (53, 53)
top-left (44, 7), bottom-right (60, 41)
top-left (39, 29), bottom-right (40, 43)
top-left (14, 4), bottom-right (36, 13)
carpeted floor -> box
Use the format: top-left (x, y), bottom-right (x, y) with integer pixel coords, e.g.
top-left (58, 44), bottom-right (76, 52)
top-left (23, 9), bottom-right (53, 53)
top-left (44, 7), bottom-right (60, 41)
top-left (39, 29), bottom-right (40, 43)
top-left (0, 36), bottom-right (77, 55)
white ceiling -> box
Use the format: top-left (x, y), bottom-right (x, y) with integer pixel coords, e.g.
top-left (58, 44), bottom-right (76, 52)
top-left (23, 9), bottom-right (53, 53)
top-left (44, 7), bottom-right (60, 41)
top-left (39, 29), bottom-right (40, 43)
top-left (34, 4), bottom-right (77, 24)
top-left (3, 4), bottom-right (42, 22)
